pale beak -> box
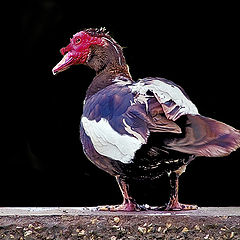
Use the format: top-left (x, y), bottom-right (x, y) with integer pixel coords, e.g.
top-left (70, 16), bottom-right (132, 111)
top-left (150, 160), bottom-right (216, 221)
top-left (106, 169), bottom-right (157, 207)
top-left (52, 52), bottom-right (74, 75)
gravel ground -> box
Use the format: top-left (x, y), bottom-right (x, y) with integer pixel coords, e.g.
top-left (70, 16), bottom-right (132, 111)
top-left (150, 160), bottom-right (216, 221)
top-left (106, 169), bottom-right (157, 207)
top-left (0, 207), bottom-right (239, 239)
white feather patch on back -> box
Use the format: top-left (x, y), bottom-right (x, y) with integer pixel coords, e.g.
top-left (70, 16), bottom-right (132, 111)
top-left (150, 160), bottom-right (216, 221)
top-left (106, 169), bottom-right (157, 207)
top-left (130, 78), bottom-right (199, 121)
top-left (81, 117), bottom-right (143, 164)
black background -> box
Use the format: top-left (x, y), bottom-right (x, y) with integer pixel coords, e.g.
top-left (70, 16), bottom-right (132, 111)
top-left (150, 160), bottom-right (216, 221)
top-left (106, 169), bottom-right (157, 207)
top-left (3, 2), bottom-right (239, 207)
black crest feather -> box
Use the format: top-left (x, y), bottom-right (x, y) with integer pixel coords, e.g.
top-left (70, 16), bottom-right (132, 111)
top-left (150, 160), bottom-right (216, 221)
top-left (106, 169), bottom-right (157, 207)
top-left (84, 27), bottom-right (109, 37)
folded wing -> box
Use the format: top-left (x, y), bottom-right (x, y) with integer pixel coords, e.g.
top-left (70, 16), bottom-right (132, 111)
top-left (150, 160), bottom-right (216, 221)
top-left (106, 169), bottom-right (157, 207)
top-left (130, 77), bottom-right (199, 121)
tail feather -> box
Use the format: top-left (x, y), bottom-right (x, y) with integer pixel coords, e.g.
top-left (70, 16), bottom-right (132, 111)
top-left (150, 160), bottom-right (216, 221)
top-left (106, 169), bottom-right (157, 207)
top-left (165, 115), bottom-right (240, 157)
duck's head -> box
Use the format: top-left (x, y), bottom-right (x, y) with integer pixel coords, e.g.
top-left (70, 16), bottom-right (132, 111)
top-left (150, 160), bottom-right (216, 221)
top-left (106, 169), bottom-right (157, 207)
top-left (52, 28), bottom-right (125, 75)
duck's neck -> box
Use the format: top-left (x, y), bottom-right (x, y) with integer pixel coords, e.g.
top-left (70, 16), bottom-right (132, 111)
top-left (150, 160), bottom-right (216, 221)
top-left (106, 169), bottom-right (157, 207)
top-left (84, 39), bottom-right (133, 99)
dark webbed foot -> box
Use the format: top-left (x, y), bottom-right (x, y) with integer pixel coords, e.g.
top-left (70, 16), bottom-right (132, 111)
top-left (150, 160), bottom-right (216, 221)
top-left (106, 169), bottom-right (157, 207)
top-left (97, 176), bottom-right (149, 212)
top-left (97, 202), bottom-right (148, 212)
top-left (165, 202), bottom-right (198, 211)
top-left (155, 202), bottom-right (198, 211)
top-left (158, 166), bottom-right (198, 211)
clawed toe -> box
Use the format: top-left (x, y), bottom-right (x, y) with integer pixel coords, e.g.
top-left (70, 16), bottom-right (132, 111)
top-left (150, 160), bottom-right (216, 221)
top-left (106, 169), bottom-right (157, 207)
top-left (154, 202), bottom-right (198, 211)
top-left (97, 202), bottom-right (149, 212)
top-left (178, 203), bottom-right (198, 211)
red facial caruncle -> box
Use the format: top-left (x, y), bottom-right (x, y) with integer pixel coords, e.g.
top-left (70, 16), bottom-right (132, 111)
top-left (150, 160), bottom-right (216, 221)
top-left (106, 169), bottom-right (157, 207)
top-left (52, 31), bottom-right (105, 75)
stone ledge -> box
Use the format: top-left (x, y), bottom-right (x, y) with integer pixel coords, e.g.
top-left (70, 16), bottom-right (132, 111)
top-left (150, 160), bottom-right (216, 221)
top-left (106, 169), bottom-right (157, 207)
top-left (0, 207), bottom-right (239, 239)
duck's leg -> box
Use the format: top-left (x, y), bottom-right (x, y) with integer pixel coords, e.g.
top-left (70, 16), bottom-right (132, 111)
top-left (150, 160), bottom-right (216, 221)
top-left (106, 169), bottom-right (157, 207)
top-left (98, 176), bottom-right (147, 211)
top-left (163, 166), bottom-right (198, 211)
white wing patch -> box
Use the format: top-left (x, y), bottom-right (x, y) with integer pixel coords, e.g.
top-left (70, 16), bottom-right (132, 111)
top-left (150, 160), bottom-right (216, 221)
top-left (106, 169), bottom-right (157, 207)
top-left (81, 117), bottom-right (143, 164)
top-left (130, 78), bottom-right (199, 121)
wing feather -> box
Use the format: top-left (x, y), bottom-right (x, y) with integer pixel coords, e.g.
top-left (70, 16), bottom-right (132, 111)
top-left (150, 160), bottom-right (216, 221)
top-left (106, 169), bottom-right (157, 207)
top-left (130, 77), bottom-right (199, 121)
top-left (82, 78), bottom-right (199, 163)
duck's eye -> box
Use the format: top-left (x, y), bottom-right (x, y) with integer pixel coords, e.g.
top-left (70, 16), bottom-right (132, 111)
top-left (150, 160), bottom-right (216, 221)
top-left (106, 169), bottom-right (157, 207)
top-left (75, 38), bottom-right (81, 44)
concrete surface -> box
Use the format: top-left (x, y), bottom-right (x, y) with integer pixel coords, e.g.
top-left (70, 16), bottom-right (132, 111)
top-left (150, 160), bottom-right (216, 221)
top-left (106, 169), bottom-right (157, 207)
top-left (0, 207), bottom-right (239, 239)
top-left (1, 206), bottom-right (240, 216)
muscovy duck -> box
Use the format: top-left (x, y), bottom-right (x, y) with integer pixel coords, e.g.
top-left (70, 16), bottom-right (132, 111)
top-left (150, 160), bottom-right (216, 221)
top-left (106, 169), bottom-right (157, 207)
top-left (52, 28), bottom-right (240, 211)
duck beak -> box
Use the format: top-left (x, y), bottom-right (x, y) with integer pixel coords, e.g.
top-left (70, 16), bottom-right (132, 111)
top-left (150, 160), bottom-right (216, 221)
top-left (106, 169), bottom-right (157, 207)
top-left (52, 52), bottom-right (74, 75)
